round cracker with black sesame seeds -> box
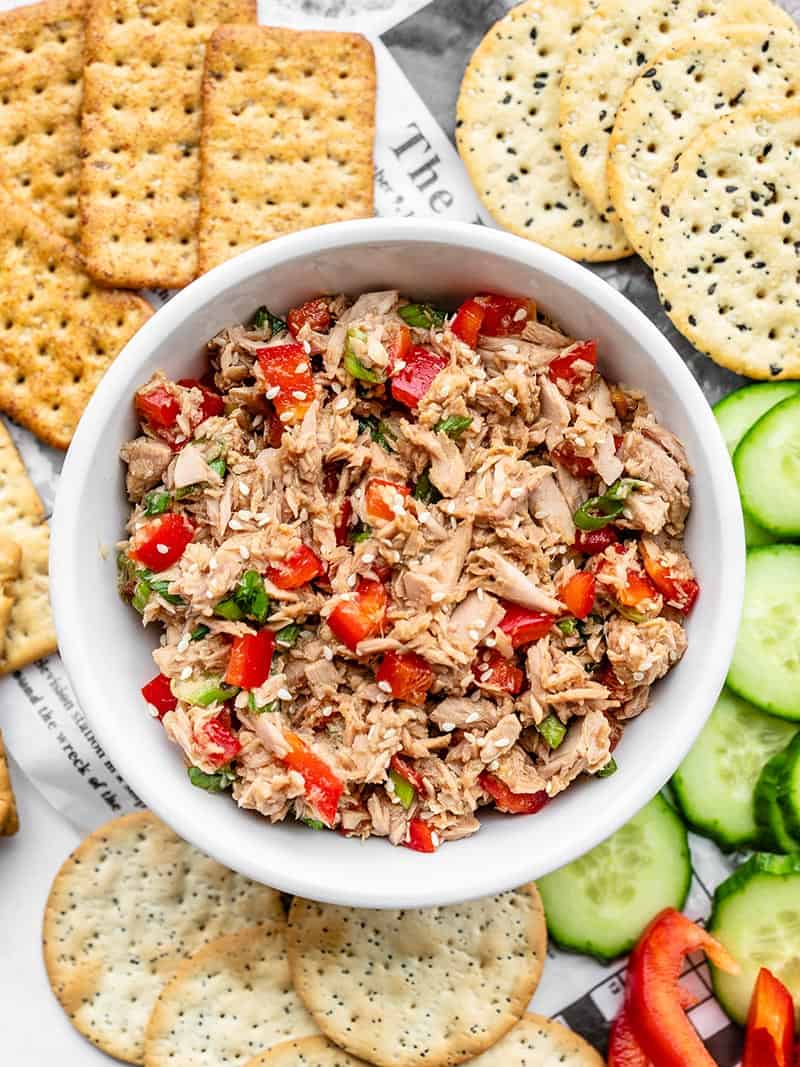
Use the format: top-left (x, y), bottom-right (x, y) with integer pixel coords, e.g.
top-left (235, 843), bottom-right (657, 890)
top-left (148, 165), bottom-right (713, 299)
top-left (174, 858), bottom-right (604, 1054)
top-left (456, 0), bottom-right (632, 262)
top-left (558, 0), bottom-right (796, 222)
top-left (287, 885), bottom-right (547, 1067)
top-left (652, 101), bottom-right (800, 380)
top-left (608, 25), bottom-right (800, 263)
top-left (459, 1013), bottom-right (604, 1067)
top-left (43, 811), bottom-right (284, 1065)
top-left (244, 1035), bottom-right (368, 1067)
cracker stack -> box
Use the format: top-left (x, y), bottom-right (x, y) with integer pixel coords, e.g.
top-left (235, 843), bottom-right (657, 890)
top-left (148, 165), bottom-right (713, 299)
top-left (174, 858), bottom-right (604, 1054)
top-left (0, 731), bottom-right (19, 836)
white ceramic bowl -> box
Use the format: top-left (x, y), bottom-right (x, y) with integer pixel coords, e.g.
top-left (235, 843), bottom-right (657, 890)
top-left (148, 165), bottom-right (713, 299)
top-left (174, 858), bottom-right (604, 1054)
top-left (52, 219), bottom-right (744, 908)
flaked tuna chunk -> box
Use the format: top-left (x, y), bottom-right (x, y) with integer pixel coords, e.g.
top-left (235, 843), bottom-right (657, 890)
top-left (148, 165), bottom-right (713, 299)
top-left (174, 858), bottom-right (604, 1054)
top-left (622, 487), bottom-right (670, 534)
top-left (398, 522), bottom-right (472, 608)
top-left (172, 443), bottom-right (223, 489)
top-left (621, 424), bottom-right (690, 534)
top-left (529, 473), bottom-right (575, 545)
top-left (538, 710), bottom-right (611, 797)
top-left (538, 375), bottom-right (570, 448)
top-left (120, 435), bottom-right (172, 500)
top-left (429, 696), bottom-right (505, 732)
top-left (494, 744), bottom-right (547, 795)
top-left (367, 791), bottom-right (409, 844)
top-left (448, 590), bottom-right (504, 650)
top-left (471, 548), bottom-right (563, 615)
top-left (324, 290), bottom-right (399, 374)
top-left (401, 421), bottom-right (466, 497)
top-left (605, 616), bottom-right (687, 688)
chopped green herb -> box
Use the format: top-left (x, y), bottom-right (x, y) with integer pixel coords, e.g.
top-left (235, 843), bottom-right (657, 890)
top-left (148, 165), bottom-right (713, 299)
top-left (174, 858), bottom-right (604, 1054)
top-left (388, 768), bottom-right (416, 810)
top-left (247, 692), bottom-right (277, 715)
top-left (208, 456), bottom-right (227, 479)
top-left (214, 597), bottom-right (244, 621)
top-left (131, 577), bottom-right (152, 614)
top-left (349, 522), bottom-right (372, 544)
top-left (174, 485), bottom-right (198, 501)
top-left (596, 757), bottom-right (618, 778)
top-left (234, 570), bottom-right (270, 624)
top-left (412, 468), bottom-right (442, 504)
top-left (434, 415), bottom-right (472, 438)
top-left (187, 765), bottom-right (236, 792)
top-left (303, 818), bottom-right (326, 831)
top-left (556, 618), bottom-right (578, 636)
top-left (142, 490), bottom-right (171, 516)
top-left (573, 478), bottom-right (645, 532)
top-left (397, 303), bottom-right (446, 329)
top-left (253, 305), bottom-right (286, 335)
top-left (357, 414), bottom-right (395, 452)
top-left (190, 624), bottom-right (210, 641)
top-left (275, 623), bottom-right (301, 648)
top-left (149, 579), bottom-right (184, 605)
top-left (537, 714), bottom-right (567, 750)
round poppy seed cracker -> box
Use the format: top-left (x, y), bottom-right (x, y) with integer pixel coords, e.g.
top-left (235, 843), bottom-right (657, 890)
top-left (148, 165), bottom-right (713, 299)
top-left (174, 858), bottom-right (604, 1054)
top-left (558, 0), bottom-right (795, 220)
top-left (245, 1036), bottom-right (367, 1067)
top-left (456, 0), bottom-right (632, 262)
top-left (43, 811), bottom-right (283, 1064)
top-left (144, 924), bottom-right (318, 1067)
top-left (652, 101), bottom-right (800, 379)
top-left (608, 25), bottom-right (800, 262)
top-left (463, 1013), bottom-right (605, 1067)
top-left (287, 884), bottom-right (547, 1067)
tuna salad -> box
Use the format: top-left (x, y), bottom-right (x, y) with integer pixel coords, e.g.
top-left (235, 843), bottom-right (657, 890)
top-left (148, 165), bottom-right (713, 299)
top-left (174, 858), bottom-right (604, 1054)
top-left (119, 290), bottom-right (698, 851)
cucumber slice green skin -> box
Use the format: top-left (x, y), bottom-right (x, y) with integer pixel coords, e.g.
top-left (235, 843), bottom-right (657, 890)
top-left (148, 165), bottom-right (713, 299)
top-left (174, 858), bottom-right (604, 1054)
top-left (734, 393), bottom-right (800, 537)
top-left (672, 688), bottom-right (798, 850)
top-left (727, 546), bottom-right (800, 722)
top-left (778, 734), bottom-right (800, 839)
top-left (753, 751), bottom-right (800, 854)
top-left (537, 793), bottom-right (690, 963)
top-left (709, 853), bottom-right (800, 1027)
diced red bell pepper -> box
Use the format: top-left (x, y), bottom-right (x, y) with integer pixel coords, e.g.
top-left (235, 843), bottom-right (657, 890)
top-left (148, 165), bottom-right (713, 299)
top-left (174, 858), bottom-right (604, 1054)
top-left (552, 441), bottom-right (595, 479)
top-left (257, 343), bottom-right (315, 425)
top-left (328, 578), bottom-right (388, 651)
top-left (479, 772), bottom-right (549, 815)
top-left (200, 711), bottom-right (242, 767)
top-left (639, 541), bottom-right (700, 615)
top-left (130, 513), bottom-right (195, 572)
top-left (264, 409), bottom-right (286, 448)
top-left (177, 378), bottom-right (225, 420)
top-left (390, 753), bottom-right (424, 791)
top-left (135, 384), bottom-right (180, 430)
top-left (334, 498), bottom-right (353, 547)
top-left (451, 297), bottom-right (485, 347)
top-left (472, 652), bottom-right (524, 694)
top-left (375, 651), bottom-right (434, 706)
top-left (619, 570), bottom-right (660, 610)
top-left (403, 818), bottom-right (436, 852)
top-left (743, 968), bottom-right (796, 1067)
top-left (390, 346), bottom-right (448, 409)
top-left (499, 601), bottom-right (555, 649)
top-left (548, 339), bottom-right (597, 385)
top-left (267, 544), bottom-right (324, 590)
top-left (560, 572), bottom-right (595, 619)
top-left (474, 293), bottom-right (536, 337)
top-left (608, 1009), bottom-right (652, 1067)
top-left (141, 673), bottom-right (177, 719)
top-left (626, 908), bottom-right (739, 1067)
top-left (573, 527), bottom-right (619, 554)
top-left (287, 297), bottom-right (331, 341)
top-left (224, 629), bottom-right (275, 689)
top-left (365, 478), bottom-right (411, 523)
top-left (282, 731), bottom-right (343, 826)
top-left (386, 322), bottom-right (412, 371)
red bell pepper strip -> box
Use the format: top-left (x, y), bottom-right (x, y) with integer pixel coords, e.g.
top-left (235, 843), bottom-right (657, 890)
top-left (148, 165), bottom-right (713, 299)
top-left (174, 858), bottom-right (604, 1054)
top-left (548, 339), bottom-right (597, 385)
top-left (574, 527), bottom-right (619, 555)
top-left (608, 1009), bottom-right (652, 1067)
top-left (264, 409), bottom-right (286, 448)
top-left (287, 297), bottom-right (331, 341)
top-left (364, 478), bottom-right (411, 522)
top-left (390, 753), bottom-right (424, 791)
top-left (451, 297), bottom-right (485, 347)
top-left (390, 346), bottom-right (448, 409)
top-left (474, 293), bottom-right (536, 336)
top-left (403, 818), bottom-right (436, 852)
top-left (743, 968), bottom-right (796, 1067)
top-left (375, 651), bottom-right (434, 706)
top-left (328, 577), bottom-right (388, 651)
top-left (479, 772), bottom-right (549, 815)
top-left (177, 378), bottom-right (225, 420)
top-left (200, 712), bottom-right (242, 767)
top-left (282, 732), bottom-right (343, 826)
top-left (334, 498), bottom-right (353, 547)
top-left (639, 541), bottom-right (700, 615)
top-left (267, 544), bottom-right (324, 590)
top-left (499, 601), bottom-right (555, 649)
top-left (626, 908), bottom-right (739, 1067)
top-left (141, 673), bottom-right (177, 719)
top-left (552, 441), bottom-right (596, 479)
top-left (130, 513), bottom-right (195, 572)
top-left (224, 629), bottom-right (275, 689)
top-left (472, 652), bottom-right (524, 694)
top-left (560, 572), bottom-right (596, 620)
top-left (256, 343), bottom-right (315, 425)
top-left (135, 384), bottom-right (180, 430)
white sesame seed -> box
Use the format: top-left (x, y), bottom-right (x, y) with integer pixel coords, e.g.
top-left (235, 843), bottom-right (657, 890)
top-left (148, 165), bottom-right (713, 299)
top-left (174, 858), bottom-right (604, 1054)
top-left (418, 510), bottom-right (430, 523)
top-left (179, 665), bottom-right (192, 680)
top-left (209, 558), bottom-right (218, 571)
top-left (441, 721), bottom-right (456, 732)
top-left (146, 704), bottom-right (159, 718)
top-left (206, 590), bottom-right (215, 599)
top-left (252, 414), bottom-right (263, 428)
top-left (440, 383), bottom-right (450, 397)
top-left (574, 435), bottom-right (586, 447)
top-left (362, 552), bottom-right (375, 564)
top-left (377, 680), bottom-right (392, 694)
top-left (235, 690), bottom-right (249, 709)
top-left (294, 361), bottom-right (308, 374)
top-left (229, 518), bottom-right (244, 531)
top-left (257, 514), bottom-right (270, 526)
top-left (302, 340), bottom-right (312, 354)
top-left (277, 688), bottom-right (292, 701)
top-left (393, 359), bottom-right (407, 371)
top-left (385, 728), bottom-right (397, 739)
top-left (489, 759), bottom-right (500, 771)
top-left (177, 635), bottom-right (190, 653)
top-left (632, 670), bottom-right (644, 681)
top-left (445, 501), bottom-right (456, 514)
top-left (347, 574), bottom-right (357, 588)
top-left (478, 670), bottom-right (492, 682)
top-left (485, 636), bottom-right (496, 648)
top-left (386, 778), bottom-right (396, 794)
top-left (239, 545), bottom-right (251, 560)
top-left (504, 389), bottom-right (517, 404)
top-left (334, 395), bottom-right (349, 411)
top-left (248, 439), bottom-right (257, 453)
top-left (279, 411), bottom-right (294, 423)
top-left (266, 385), bottom-right (280, 399)
top-left (239, 509), bottom-right (253, 520)
top-left (320, 706), bottom-right (332, 717)
top-left (513, 306), bottom-right (527, 321)
top-left (292, 390), bottom-right (307, 400)
top-left (156, 543), bottom-right (169, 554)
top-left (322, 646), bottom-right (334, 661)
top-left (466, 711), bottom-right (481, 723)
top-left (467, 628), bottom-right (480, 643)
top-left (495, 737), bottom-right (511, 748)
top-left (238, 481), bottom-right (250, 497)
top-left (431, 832), bottom-right (440, 847)
top-left (431, 591), bottom-right (446, 603)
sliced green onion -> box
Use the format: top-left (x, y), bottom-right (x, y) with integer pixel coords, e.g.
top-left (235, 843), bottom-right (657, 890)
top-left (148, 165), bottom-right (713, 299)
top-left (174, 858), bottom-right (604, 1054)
top-left (208, 456), bottom-right (227, 479)
top-left (412, 467), bottom-right (442, 504)
top-left (388, 769), bottom-right (416, 810)
top-left (357, 414), bottom-right (395, 452)
top-left (398, 303), bottom-right (446, 329)
top-left (187, 765), bottom-right (236, 792)
top-left (303, 818), bottom-right (326, 831)
top-left (604, 478), bottom-right (647, 502)
top-left (248, 692), bottom-right (277, 715)
top-left (556, 618), bottom-right (578, 636)
top-left (573, 478), bottom-right (646, 531)
top-left (235, 570), bottom-right (270, 624)
top-left (434, 415), bottom-right (472, 438)
top-left (149, 579), bottom-right (184, 605)
top-left (253, 305), bottom-right (286, 334)
top-left (142, 490), bottom-right (171, 516)
top-left (344, 351), bottom-right (384, 384)
top-left (197, 683), bottom-right (239, 707)
top-left (617, 605), bottom-right (648, 623)
top-left (117, 552), bottom-right (138, 600)
top-left (349, 523), bottom-right (371, 544)
top-left (191, 624), bottom-right (210, 641)
top-left (131, 577), bottom-right (152, 614)
top-left (214, 597), bottom-right (244, 621)
top-left (596, 757), bottom-right (618, 778)
top-left (275, 623), bottom-right (301, 648)
top-left (537, 714), bottom-right (567, 750)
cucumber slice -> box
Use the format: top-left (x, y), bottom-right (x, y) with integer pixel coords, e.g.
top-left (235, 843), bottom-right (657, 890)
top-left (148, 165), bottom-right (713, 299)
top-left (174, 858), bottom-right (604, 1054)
top-left (778, 734), bottom-right (800, 839)
top-left (672, 688), bottom-right (797, 850)
top-left (727, 546), bottom-right (800, 721)
top-left (753, 751), bottom-right (800, 853)
top-left (537, 794), bottom-right (690, 962)
top-left (709, 853), bottom-right (800, 1026)
top-left (734, 394), bottom-right (800, 536)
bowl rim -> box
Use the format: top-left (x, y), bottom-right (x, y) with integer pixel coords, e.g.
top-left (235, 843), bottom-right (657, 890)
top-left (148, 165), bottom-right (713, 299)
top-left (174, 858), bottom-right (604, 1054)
top-left (51, 217), bottom-right (744, 906)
